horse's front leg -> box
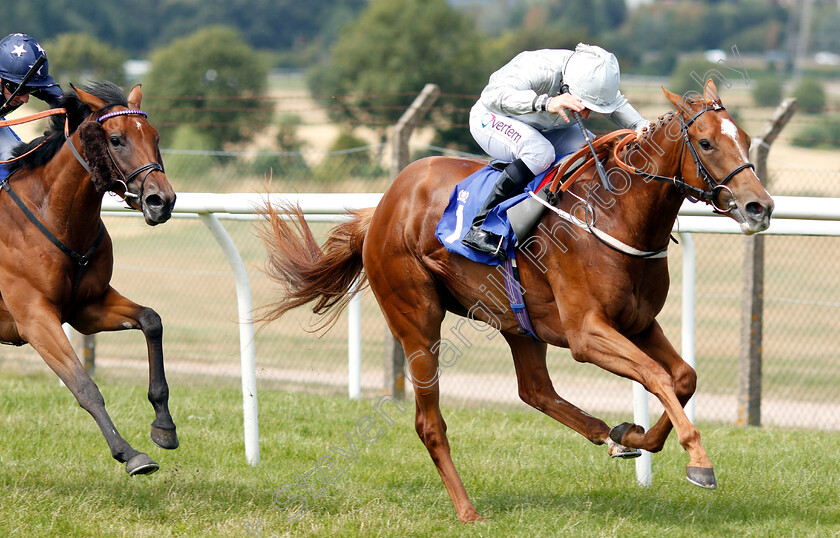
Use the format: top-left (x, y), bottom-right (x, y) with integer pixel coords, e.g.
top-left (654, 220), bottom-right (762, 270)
top-left (502, 332), bottom-right (640, 458)
top-left (15, 301), bottom-right (159, 474)
top-left (568, 314), bottom-right (716, 489)
top-left (71, 286), bottom-right (178, 451)
top-left (613, 321), bottom-right (697, 454)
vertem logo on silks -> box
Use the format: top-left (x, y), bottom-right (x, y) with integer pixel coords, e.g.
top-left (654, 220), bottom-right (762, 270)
top-left (481, 112), bottom-right (522, 143)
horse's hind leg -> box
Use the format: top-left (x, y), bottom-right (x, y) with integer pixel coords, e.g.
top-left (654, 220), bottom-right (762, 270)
top-left (407, 329), bottom-right (483, 523)
top-left (504, 333), bottom-right (638, 458)
top-left (18, 307), bottom-right (158, 474)
top-left (71, 287), bottom-right (178, 450)
top-left (370, 273), bottom-right (481, 522)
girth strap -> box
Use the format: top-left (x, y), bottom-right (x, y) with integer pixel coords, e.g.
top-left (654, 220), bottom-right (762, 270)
top-left (502, 256), bottom-right (543, 341)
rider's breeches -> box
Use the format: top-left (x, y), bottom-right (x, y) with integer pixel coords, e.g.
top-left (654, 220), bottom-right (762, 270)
top-left (469, 102), bottom-right (589, 176)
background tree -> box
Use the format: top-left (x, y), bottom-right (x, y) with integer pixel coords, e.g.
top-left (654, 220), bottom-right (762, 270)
top-left (144, 26), bottom-right (269, 150)
top-left (668, 57), bottom-right (718, 97)
top-left (0, 0), bottom-right (366, 57)
top-left (307, 0), bottom-right (487, 151)
top-left (791, 78), bottom-right (827, 113)
top-left (752, 77), bottom-right (783, 108)
top-left (43, 33), bottom-right (127, 88)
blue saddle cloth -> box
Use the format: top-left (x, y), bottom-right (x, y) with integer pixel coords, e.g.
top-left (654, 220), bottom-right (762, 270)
top-left (435, 159), bottom-right (559, 266)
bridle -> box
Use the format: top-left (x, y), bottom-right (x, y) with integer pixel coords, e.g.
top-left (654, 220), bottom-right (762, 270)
top-left (614, 103), bottom-right (755, 213)
top-left (0, 106), bottom-right (164, 301)
top-left (66, 108), bottom-right (165, 205)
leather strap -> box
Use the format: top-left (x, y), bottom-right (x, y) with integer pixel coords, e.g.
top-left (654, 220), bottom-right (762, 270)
top-left (0, 108), bottom-right (67, 128)
top-left (1, 178), bottom-right (105, 299)
top-left (547, 129), bottom-right (635, 194)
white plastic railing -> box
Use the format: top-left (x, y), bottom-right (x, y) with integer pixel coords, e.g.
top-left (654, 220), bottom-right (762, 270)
top-left (101, 194), bottom-right (840, 471)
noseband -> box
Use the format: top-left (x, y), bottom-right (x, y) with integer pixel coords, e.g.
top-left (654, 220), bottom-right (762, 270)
top-left (66, 108), bottom-right (165, 205)
top-left (618, 104), bottom-right (755, 213)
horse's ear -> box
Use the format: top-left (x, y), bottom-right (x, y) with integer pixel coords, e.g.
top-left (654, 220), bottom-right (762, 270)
top-left (71, 83), bottom-right (108, 114)
top-left (78, 121), bottom-right (120, 193)
top-left (662, 86), bottom-right (686, 109)
top-left (127, 84), bottom-right (143, 109)
top-left (703, 78), bottom-right (721, 104)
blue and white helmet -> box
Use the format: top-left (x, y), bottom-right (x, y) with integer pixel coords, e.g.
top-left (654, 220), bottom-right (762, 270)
top-left (0, 33), bottom-right (57, 88)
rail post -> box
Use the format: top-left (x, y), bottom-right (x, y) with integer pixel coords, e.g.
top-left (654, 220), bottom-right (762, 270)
top-left (385, 83), bottom-right (440, 399)
top-left (738, 97), bottom-right (797, 427)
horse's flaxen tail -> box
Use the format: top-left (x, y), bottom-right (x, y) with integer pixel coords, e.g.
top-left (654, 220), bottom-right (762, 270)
top-left (256, 201), bottom-right (373, 331)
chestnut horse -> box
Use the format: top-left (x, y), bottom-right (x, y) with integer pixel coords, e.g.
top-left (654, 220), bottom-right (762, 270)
top-left (259, 80), bottom-right (773, 521)
top-left (0, 83), bottom-right (178, 475)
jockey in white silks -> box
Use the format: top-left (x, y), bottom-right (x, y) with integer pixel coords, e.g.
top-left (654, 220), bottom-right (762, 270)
top-left (0, 33), bottom-right (63, 180)
top-left (463, 43), bottom-right (651, 260)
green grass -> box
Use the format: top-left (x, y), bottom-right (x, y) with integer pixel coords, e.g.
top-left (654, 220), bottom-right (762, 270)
top-left (1, 372), bottom-right (839, 537)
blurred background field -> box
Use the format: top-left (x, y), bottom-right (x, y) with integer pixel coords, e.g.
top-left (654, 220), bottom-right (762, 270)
top-left (1, 3), bottom-right (840, 535)
top-left (1, 0), bottom-right (840, 443)
top-left (2, 143), bottom-right (839, 430)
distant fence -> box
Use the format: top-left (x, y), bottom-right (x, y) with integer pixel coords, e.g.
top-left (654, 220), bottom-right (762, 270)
top-left (2, 142), bottom-right (838, 463)
top-left (77, 193), bottom-right (840, 467)
top-left (4, 84), bottom-right (839, 469)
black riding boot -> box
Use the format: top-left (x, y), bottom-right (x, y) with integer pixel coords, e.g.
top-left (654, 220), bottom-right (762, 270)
top-left (461, 159), bottom-right (535, 260)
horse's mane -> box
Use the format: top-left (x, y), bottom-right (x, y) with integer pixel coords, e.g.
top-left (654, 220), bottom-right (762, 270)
top-left (5, 81), bottom-right (128, 174)
top-left (632, 111), bottom-right (675, 148)
top-left (629, 94), bottom-right (717, 151)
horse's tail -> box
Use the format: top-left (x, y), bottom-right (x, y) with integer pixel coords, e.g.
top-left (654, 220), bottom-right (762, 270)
top-left (257, 201), bottom-right (373, 331)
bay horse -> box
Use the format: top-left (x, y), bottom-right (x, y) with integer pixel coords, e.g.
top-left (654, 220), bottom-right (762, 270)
top-left (258, 79), bottom-right (773, 521)
top-left (0, 82), bottom-right (178, 475)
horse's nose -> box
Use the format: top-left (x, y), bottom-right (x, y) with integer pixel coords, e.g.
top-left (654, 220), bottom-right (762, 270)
top-left (742, 197), bottom-right (774, 233)
top-left (143, 191), bottom-right (175, 224)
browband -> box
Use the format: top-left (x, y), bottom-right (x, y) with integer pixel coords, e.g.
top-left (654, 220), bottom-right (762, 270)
top-left (97, 109), bottom-right (147, 123)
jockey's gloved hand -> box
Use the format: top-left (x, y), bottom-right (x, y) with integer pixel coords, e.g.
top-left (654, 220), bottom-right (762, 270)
top-left (635, 120), bottom-right (652, 138)
top-left (547, 93), bottom-right (585, 123)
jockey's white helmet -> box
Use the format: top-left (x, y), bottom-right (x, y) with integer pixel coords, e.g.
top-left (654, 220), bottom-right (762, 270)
top-left (563, 43), bottom-right (622, 114)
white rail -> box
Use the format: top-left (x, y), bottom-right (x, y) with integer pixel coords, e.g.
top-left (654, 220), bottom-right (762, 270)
top-left (100, 194), bottom-right (840, 470)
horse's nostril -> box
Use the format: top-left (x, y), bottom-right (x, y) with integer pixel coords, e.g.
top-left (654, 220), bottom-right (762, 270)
top-left (746, 202), bottom-right (765, 219)
top-left (145, 194), bottom-right (163, 209)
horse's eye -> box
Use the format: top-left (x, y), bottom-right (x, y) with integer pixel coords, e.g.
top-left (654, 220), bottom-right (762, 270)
top-left (109, 136), bottom-right (121, 146)
top-left (699, 139), bottom-right (713, 150)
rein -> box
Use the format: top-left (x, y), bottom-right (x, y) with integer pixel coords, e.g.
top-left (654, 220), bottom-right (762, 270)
top-left (541, 129), bottom-right (670, 258)
top-left (0, 108), bottom-right (68, 164)
top-left (538, 102), bottom-right (755, 259)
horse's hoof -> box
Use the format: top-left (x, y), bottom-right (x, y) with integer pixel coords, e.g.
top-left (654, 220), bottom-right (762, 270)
top-left (609, 422), bottom-right (639, 444)
top-left (686, 466), bottom-right (717, 489)
top-left (607, 438), bottom-right (642, 459)
top-left (460, 511), bottom-right (485, 523)
top-left (126, 453), bottom-right (159, 476)
top-left (151, 425), bottom-right (179, 450)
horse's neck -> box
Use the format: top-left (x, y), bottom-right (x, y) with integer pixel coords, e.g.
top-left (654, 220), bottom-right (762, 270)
top-left (39, 146), bottom-right (104, 237)
top-left (602, 118), bottom-right (687, 247)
